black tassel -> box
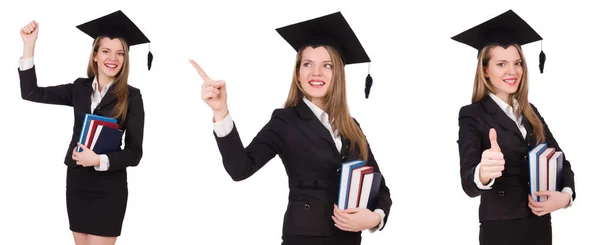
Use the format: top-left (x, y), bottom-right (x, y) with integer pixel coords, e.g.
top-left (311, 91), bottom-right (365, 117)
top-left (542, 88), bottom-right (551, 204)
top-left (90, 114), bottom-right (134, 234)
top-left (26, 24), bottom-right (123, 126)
top-left (148, 51), bottom-right (153, 70)
top-left (539, 50), bottom-right (545, 74)
top-left (538, 40), bottom-right (545, 74)
top-left (365, 74), bottom-right (373, 99)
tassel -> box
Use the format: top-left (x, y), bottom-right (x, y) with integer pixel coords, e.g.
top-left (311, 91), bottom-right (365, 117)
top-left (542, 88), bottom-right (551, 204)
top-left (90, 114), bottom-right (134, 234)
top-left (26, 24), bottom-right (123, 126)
top-left (147, 43), bottom-right (153, 70)
top-left (365, 63), bottom-right (373, 99)
top-left (539, 41), bottom-right (545, 74)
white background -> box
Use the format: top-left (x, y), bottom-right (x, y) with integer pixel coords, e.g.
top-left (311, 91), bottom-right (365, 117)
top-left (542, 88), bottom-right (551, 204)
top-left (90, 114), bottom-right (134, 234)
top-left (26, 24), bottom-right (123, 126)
top-left (0, 0), bottom-right (598, 244)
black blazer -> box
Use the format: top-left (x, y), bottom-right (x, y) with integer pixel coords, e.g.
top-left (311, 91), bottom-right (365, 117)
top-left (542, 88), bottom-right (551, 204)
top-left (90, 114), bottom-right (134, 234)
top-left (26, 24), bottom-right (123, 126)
top-left (457, 95), bottom-right (575, 221)
top-left (18, 66), bottom-right (144, 172)
top-left (213, 99), bottom-right (392, 237)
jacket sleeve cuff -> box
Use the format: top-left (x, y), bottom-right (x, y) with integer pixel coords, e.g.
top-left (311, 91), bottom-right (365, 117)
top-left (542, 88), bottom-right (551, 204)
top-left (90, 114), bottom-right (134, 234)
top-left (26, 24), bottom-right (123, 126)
top-left (368, 209), bottom-right (386, 233)
top-left (213, 113), bottom-right (233, 137)
top-left (94, 154), bottom-right (110, 171)
top-left (19, 57), bottom-right (34, 71)
top-left (474, 163), bottom-right (495, 190)
top-left (561, 187), bottom-right (574, 208)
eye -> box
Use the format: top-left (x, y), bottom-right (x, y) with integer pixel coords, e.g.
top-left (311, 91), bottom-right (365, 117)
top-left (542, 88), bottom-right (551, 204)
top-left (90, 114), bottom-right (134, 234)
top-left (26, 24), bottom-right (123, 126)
top-left (324, 63), bottom-right (332, 69)
top-left (118, 52), bottom-right (124, 56)
top-left (515, 62), bottom-right (522, 66)
top-left (303, 62), bottom-right (311, 67)
top-left (497, 63), bottom-right (505, 67)
top-left (102, 50), bottom-right (109, 54)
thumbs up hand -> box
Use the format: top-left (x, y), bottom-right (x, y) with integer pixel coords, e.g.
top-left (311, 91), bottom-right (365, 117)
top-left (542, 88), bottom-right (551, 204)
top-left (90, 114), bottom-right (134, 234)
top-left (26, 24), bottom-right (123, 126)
top-left (479, 128), bottom-right (505, 185)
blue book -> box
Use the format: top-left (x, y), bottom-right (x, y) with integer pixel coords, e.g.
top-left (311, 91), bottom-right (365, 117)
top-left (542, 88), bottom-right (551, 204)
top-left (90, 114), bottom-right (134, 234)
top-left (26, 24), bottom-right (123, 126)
top-left (337, 160), bottom-right (366, 209)
top-left (90, 125), bottom-right (123, 154)
top-left (77, 114), bottom-right (117, 152)
top-left (528, 143), bottom-right (547, 202)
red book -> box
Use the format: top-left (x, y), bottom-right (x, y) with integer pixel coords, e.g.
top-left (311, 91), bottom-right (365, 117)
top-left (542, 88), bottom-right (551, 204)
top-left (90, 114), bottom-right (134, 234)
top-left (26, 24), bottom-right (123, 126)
top-left (347, 166), bottom-right (374, 209)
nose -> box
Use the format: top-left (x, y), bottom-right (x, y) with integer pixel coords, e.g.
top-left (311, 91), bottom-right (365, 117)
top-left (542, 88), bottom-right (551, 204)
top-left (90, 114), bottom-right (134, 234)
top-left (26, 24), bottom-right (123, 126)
top-left (108, 52), bottom-right (117, 61)
top-left (311, 66), bottom-right (322, 77)
top-left (508, 63), bottom-right (517, 75)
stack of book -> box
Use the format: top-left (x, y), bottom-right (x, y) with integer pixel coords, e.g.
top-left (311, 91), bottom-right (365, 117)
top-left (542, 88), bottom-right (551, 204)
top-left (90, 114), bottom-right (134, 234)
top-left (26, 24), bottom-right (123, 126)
top-left (337, 160), bottom-right (382, 210)
top-left (528, 143), bottom-right (564, 202)
top-left (77, 114), bottom-right (124, 154)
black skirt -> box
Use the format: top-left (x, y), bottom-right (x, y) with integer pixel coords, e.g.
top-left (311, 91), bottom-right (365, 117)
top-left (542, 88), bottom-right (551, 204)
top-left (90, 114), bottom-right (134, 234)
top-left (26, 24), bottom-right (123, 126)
top-left (480, 214), bottom-right (552, 245)
top-left (65, 166), bottom-right (128, 237)
top-left (282, 233), bottom-right (362, 245)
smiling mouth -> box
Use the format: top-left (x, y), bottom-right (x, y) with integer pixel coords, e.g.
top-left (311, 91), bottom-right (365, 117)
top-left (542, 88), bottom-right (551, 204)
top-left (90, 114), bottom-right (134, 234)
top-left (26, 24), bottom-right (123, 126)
top-left (309, 80), bottom-right (325, 88)
top-left (105, 63), bottom-right (118, 70)
top-left (503, 78), bottom-right (517, 86)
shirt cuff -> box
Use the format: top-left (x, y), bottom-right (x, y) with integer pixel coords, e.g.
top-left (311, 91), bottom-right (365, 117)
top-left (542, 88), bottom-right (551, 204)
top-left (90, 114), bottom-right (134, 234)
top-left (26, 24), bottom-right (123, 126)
top-left (368, 209), bottom-right (386, 233)
top-left (474, 163), bottom-right (495, 190)
top-left (561, 187), bottom-right (574, 208)
top-left (94, 154), bottom-right (110, 171)
top-left (19, 57), bottom-right (34, 71)
top-left (213, 113), bottom-right (233, 137)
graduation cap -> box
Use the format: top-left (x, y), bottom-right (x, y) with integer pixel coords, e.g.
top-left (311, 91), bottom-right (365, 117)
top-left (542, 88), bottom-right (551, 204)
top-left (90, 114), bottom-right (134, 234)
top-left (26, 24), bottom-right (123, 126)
top-left (276, 12), bottom-right (374, 98)
top-left (451, 10), bottom-right (546, 74)
top-left (76, 10), bottom-right (153, 70)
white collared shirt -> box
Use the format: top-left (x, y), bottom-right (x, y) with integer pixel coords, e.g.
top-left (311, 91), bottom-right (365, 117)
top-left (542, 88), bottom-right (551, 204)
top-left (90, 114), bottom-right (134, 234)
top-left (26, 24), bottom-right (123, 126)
top-left (301, 97), bottom-right (343, 153)
top-left (487, 93), bottom-right (526, 138)
top-left (213, 97), bottom-right (386, 231)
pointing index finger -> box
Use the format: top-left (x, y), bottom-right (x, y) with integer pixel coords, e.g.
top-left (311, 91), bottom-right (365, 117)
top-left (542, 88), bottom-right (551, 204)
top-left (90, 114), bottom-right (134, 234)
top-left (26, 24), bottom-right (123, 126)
top-left (189, 59), bottom-right (212, 82)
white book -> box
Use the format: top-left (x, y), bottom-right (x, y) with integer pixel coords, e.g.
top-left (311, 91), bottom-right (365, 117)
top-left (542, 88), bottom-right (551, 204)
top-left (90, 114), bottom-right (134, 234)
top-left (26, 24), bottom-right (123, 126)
top-left (528, 143), bottom-right (547, 202)
top-left (537, 148), bottom-right (555, 201)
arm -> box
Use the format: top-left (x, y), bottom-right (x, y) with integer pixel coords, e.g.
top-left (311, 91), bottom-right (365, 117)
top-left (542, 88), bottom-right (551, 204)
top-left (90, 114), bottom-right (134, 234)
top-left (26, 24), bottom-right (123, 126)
top-left (530, 104), bottom-right (576, 204)
top-left (458, 107), bottom-right (492, 197)
top-left (104, 89), bottom-right (145, 171)
top-left (18, 57), bottom-right (74, 106)
top-left (353, 119), bottom-right (392, 232)
top-left (366, 143), bottom-right (391, 232)
top-left (213, 110), bottom-right (285, 181)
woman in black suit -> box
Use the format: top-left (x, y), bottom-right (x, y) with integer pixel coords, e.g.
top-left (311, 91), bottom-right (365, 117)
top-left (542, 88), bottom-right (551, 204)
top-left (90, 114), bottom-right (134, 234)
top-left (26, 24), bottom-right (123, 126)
top-left (18, 10), bottom-right (148, 245)
top-left (454, 10), bottom-right (576, 245)
top-left (190, 12), bottom-right (392, 245)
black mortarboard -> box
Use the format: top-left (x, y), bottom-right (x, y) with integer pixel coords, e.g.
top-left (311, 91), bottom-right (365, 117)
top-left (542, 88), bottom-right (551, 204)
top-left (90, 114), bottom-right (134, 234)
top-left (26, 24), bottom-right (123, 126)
top-left (276, 12), bottom-right (374, 98)
top-left (451, 10), bottom-right (546, 73)
top-left (76, 10), bottom-right (153, 70)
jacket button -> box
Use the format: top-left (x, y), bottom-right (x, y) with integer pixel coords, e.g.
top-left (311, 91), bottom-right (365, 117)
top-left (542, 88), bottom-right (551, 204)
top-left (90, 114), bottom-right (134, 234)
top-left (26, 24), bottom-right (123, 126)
top-left (336, 168), bottom-right (340, 174)
top-left (342, 155), bottom-right (346, 160)
top-left (498, 191), bottom-right (505, 197)
top-left (304, 204), bottom-right (310, 210)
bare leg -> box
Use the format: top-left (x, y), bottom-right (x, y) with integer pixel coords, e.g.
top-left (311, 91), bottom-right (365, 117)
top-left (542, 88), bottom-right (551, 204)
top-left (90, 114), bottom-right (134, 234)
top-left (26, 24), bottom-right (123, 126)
top-left (72, 232), bottom-right (88, 245)
top-left (87, 234), bottom-right (118, 245)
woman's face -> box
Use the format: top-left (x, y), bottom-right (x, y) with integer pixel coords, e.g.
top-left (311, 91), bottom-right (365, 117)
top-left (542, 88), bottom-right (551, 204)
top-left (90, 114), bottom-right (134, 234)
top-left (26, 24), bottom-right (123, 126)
top-left (297, 46), bottom-right (334, 101)
top-left (94, 37), bottom-right (125, 79)
top-left (485, 45), bottom-right (523, 101)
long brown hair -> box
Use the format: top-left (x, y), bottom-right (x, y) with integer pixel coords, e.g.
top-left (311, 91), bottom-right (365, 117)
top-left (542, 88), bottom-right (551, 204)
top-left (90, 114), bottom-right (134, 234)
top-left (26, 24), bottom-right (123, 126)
top-left (87, 36), bottom-right (130, 122)
top-left (284, 46), bottom-right (369, 162)
top-left (471, 44), bottom-right (545, 143)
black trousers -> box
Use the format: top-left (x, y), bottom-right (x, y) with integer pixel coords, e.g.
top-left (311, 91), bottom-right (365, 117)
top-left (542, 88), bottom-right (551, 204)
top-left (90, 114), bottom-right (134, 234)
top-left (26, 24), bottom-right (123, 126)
top-left (480, 214), bottom-right (552, 245)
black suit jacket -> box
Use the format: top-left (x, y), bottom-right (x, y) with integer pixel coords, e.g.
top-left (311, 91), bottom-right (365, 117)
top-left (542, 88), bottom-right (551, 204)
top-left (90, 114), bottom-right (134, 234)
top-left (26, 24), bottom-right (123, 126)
top-left (213, 99), bottom-right (392, 237)
top-left (457, 95), bottom-right (575, 221)
top-left (18, 66), bottom-right (144, 172)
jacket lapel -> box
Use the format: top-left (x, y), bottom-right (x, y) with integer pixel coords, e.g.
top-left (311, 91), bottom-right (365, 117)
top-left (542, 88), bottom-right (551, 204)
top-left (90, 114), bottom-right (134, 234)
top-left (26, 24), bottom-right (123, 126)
top-left (295, 100), bottom-right (338, 153)
top-left (522, 113), bottom-right (534, 145)
top-left (95, 82), bottom-right (118, 111)
top-left (482, 95), bottom-right (524, 141)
